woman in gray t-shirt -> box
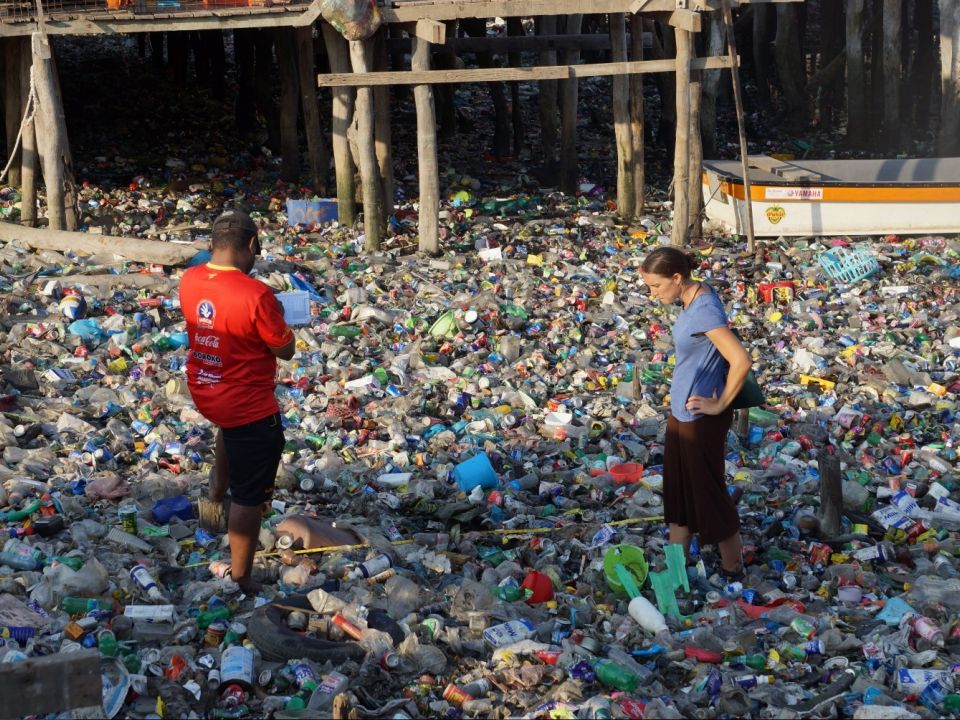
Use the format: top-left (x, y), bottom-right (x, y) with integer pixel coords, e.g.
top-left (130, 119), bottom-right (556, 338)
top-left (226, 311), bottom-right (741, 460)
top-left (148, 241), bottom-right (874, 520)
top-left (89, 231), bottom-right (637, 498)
top-left (640, 247), bottom-right (752, 579)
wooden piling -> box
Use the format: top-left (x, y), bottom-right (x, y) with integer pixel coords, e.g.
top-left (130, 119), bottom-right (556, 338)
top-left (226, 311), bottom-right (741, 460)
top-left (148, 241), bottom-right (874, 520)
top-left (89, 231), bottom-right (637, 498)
top-left (671, 27), bottom-right (692, 246)
top-left (536, 15), bottom-right (559, 176)
top-left (19, 36), bottom-right (36, 227)
top-left (506, 16), bottom-right (525, 158)
top-left (687, 40), bottom-right (703, 239)
top-left (275, 28), bottom-right (300, 183)
top-left (4, 39), bottom-right (22, 188)
top-left (31, 33), bottom-right (76, 231)
top-left (610, 13), bottom-right (634, 220)
top-left (412, 27), bottom-right (439, 256)
top-left (296, 26), bottom-right (329, 193)
top-left (320, 23), bottom-right (356, 227)
top-left (559, 13), bottom-right (583, 195)
top-left (234, 29), bottom-right (256, 135)
top-left (818, 452), bottom-right (842, 538)
top-left (373, 28), bottom-right (395, 221)
top-left (629, 15), bottom-right (645, 216)
top-left (349, 38), bottom-right (383, 250)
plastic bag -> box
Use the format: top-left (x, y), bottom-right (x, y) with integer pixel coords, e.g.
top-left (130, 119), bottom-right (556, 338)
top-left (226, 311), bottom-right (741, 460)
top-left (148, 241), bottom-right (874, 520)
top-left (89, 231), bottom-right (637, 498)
top-left (320, 0), bottom-right (381, 41)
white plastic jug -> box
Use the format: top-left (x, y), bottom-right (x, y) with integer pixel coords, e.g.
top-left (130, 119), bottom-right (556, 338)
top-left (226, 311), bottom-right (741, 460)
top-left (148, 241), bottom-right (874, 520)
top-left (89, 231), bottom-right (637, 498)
top-left (628, 595), bottom-right (668, 634)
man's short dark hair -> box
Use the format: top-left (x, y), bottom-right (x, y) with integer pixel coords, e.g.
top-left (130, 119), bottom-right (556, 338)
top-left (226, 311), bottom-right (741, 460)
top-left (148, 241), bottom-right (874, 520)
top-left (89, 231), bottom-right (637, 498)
top-left (212, 210), bottom-right (258, 250)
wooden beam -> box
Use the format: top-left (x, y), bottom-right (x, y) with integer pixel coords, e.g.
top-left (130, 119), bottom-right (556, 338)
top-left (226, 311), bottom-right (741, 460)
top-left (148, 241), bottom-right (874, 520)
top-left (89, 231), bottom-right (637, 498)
top-left (412, 32), bottom-right (439, 255)
top-left (317, 55), bottom-right (734, 87)
top-left (385, 31), bottom-right (629, 55)
top-left (0, 222), bottom-right (204, 265)
top-left (408, 19), bottom-right (445, 44)
top-left (373, 27), bottom-right (394, 219)
top-left (660, 9), bottom-right (702, 33)
top-left (0, 648), bottom-right (101, 717)
top-left (610, 13), bottom-right (634, 219)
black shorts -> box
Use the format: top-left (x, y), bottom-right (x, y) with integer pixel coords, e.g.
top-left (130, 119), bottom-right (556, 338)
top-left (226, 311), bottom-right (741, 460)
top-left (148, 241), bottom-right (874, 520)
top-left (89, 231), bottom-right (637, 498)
top-left (221, 412), bottom-right (285, 507)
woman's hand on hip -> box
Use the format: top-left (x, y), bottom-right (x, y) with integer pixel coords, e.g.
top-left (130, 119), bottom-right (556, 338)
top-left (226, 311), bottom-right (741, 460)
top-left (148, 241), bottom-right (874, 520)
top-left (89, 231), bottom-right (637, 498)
top-left (686, 390), bottom-right (725, 416)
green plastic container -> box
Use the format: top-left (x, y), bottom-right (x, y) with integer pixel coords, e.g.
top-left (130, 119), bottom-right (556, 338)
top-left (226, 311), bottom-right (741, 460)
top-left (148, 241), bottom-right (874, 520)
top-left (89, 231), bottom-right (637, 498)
top-left (603, 544), bottom-right (648, 597)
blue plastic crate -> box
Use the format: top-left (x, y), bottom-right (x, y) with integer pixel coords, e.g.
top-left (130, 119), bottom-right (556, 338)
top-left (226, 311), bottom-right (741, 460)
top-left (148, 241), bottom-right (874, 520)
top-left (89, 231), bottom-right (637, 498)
top-left (818, 247), bottom-right (880, 284)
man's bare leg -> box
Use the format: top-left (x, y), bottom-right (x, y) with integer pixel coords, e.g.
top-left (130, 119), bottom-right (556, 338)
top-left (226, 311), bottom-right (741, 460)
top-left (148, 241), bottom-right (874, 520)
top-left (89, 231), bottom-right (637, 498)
top-left (228, 503), bottom-right (262, 592)
top-left (209, 428), bottom-right (230, 502)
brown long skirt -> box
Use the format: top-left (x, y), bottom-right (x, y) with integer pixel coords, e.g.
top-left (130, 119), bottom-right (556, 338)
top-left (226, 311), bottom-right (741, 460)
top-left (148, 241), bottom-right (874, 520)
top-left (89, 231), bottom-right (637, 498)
top-left (663, 408), bottom-right (739, 545)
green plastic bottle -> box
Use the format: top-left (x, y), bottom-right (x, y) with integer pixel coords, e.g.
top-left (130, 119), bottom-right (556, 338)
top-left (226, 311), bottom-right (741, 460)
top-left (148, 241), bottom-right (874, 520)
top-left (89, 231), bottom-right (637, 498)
top-left (328, 325), bottom-right (361, 338)
top-left (592, 659), bottom-right (639, 692)
top-left (61, 597), bottom-right (112, 615)
top-left (942, 694), bottom-right (960, 713)
top-left (98, 630), bottom-right (118, 657)
top-left (196, 605), bottom-right (231, 629)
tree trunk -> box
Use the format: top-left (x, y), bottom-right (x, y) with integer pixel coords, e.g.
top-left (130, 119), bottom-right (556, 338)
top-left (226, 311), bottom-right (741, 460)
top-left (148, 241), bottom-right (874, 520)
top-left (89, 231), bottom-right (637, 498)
top-left (610, 13), bottom-right (634, 220)
top-left (296, 27), bottom-right (329, 194)
top-left (700, 12), bottom-right (723, 160)
top-left (208, 31), bottom-right (226, 101)
top-left (349, 39), bottom-right (383, 250)
top-left (373, 28), bottom-right (394, 220)
top-left (275, 28), bottom-right (300, 184)
top-left (672, 27), bottom-right (691, 247)
top-left (234, 29), bottom-right (256, 135)
top-left (19, 36), bottom-right (36, 227)
top-left (320, 24), bottom-right (356, 227)
top-left (939, 0), bottom-right (960, 154)
top-left (774, 4), bottom-right (806, 127)
top-left (752, 5), bottom-right (772, 111)
top-left (4, 38), bottom-right (22, 188)
top-left (559, 14), bottom-right (583, 195)
top-left (882, 0), bottom-right (903, 152)
top-left (536, 15), bottom-right (559, 176)
top-left (412, 32), bottom-right (439, 255)
top-left (628, 15), bottom-right (645, 216)
top-left (911, 0), bottom-right (934, 136)
top-left (846, 0), bottom-right (868, 149)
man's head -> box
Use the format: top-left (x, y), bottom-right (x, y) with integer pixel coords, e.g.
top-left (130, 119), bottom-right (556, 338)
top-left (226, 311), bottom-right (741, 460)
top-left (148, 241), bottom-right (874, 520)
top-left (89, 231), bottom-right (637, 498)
top-left (211, 210), bottom-right (261, 274)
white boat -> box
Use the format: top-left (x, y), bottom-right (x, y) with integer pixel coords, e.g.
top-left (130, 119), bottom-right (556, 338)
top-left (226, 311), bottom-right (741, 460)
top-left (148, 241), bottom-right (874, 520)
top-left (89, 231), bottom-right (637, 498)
top-left (701, 156), bottom-right (960, 237)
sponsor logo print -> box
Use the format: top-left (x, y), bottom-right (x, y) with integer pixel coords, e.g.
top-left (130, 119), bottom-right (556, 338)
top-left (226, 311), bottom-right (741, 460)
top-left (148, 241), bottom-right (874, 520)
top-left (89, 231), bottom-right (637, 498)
top-left (195, 334), bottom-right (220, 349)
top-left (765, 205), bottom-right (786, 224)
top-left (197, 300), bottom-right (216, 329)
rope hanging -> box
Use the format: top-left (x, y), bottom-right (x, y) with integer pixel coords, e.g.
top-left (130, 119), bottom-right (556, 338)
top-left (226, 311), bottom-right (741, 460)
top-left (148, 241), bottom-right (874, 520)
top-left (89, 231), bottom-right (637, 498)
top-left (0, 62), bottom-right (38, 184)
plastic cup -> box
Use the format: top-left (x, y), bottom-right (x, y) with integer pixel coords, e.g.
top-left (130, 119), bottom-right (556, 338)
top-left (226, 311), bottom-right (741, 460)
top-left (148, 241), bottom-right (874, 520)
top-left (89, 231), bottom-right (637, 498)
top-left (453, 452), bottom-right (499, 493)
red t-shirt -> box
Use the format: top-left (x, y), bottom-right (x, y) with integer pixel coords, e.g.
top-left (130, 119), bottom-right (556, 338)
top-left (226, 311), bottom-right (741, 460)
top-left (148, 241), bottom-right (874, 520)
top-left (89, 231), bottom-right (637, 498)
top-left (180, 263), bottom-right (294, 428)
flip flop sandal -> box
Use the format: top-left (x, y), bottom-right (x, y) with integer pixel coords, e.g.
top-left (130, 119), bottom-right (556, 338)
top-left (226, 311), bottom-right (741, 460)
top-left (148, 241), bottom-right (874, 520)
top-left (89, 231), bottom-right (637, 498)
top-left (197, 497), bottom-right (230, 533)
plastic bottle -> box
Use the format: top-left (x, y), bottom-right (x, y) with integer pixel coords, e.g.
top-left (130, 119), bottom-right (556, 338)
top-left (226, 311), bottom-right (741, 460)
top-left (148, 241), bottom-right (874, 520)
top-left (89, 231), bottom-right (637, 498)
top-left (105, 527), bottom-right (153, 553)
top-left (307, 671), bottom-right (350, 711)
top-left (627, 595), bottom-right (668, 634)
top-left (62, 597), bottom-right (113, 614)
top-left (98, 629), bottom-right (118, 657)
top-left (920, 449), bottom-right (953, 475)
top-left (328, 325), bottom-right (361, 338)
top-left (130, 564), bottom-right (165, 601)
top-left (592, 658), bottom-right (639, 692)
top-left (347, 554), bottom-right (392, 580)
top-left (197, 606), bottom-right (232, 629)
top-left (0, 551), bottom-right (39, 571)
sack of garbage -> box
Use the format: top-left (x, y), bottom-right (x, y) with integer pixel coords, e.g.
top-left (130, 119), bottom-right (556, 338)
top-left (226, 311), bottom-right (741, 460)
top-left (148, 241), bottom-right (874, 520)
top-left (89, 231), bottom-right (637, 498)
top-left (320, 0), bottom-right (381, 41)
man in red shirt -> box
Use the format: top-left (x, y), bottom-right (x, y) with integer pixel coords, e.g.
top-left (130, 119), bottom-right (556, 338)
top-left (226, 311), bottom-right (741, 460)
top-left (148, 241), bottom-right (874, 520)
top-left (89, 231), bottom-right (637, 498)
top-left (181, 210), bottom-right (294, 591)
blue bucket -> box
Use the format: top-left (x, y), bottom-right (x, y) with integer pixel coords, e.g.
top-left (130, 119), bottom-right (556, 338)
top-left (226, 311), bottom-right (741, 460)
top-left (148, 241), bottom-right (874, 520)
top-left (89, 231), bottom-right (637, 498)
top-left (453, 451), bottom-right (499, 493)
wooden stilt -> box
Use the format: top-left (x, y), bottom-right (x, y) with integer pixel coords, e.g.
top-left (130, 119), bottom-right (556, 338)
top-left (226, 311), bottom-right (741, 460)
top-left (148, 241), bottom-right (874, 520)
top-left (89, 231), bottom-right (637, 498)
top-left (234, 29), bottom-right (256, 135)
top-left (31, 32), bottom-right (76, 231)
top-left (150, 31), bottom-right (164, 70)
top-left (735, 409), bottom-right (749, 443)
top-left (47, 41), bottom-right (76, 230)
top-left (818, 452), bottom-right (842, 538)
top-left (4, 38), bottom-right (22, 188)
top-left (629, 15), bottom-right (645, 216)
top-left (720, 0), bottom-right (756, 252)
top-left (349, 38), bottom-right (383, 250)
top-left (275, 28), bottom-right (300, 183)
top-left (506, 16), bottom-right (524, 158)
top-left (321, 23), bottom-right (356, 227)
top-left (208, 30), bottom-right (226, 101)
top-left (19, 36), bottom-right (36, 227)
top-left (687, 41), bottom-right (703, 239)
top-left (191, 31), bottom-right (210, 88)
top-left (168, 31), bottom-right (189, 87)
top-left (559, 13), bottom-right (583, 195)
top-left (610, 13), bottom-right (634, 220)
top-left (700, 13), bottom-right (724, 159)
top-left (255, 30), bottom-right (280, 154)
top-left (536, 15), bottom-right (559, 176)
top-left (373, 28), bottom-right (394, 220)
top-left (671, 26), bottom-right (692, 246)
top-left (412, 27), bottom-right (439, 256)
top-left (296, 26), bottom-right (329, 194)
